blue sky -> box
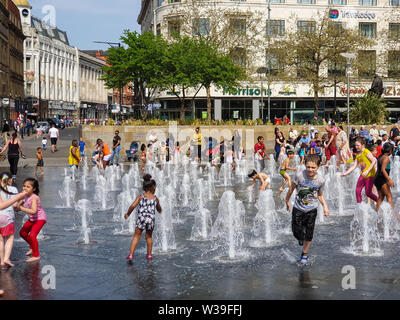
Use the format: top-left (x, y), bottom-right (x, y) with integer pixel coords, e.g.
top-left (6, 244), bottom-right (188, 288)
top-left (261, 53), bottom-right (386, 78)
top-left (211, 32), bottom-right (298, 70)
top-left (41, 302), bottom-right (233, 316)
top-left (30, 0), bottom-right (141, 50)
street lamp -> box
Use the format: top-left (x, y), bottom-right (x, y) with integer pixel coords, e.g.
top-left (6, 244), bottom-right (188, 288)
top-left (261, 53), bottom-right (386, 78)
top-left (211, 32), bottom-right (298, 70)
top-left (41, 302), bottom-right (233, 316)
top-left (340, 52), bottom-right (356, 140)
top-left (256, 67), bottom-right (267, 122)
top-left (93, 41), bottom-right (122, 121)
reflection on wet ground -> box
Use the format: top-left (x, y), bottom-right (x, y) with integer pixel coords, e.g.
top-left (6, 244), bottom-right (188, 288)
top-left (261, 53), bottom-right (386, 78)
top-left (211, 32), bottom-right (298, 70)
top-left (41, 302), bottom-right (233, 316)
top-left (1, 165), bottom-right (400, 300)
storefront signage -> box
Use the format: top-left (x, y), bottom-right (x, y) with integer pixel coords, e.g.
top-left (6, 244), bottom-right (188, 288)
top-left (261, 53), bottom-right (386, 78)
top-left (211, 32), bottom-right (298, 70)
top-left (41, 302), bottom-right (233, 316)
top-left (222, 87), bottom-right (269, 96)
top-left (202, 111), bottom-right (208, 119)
top-left (340, 86), bottom-right (400, 96)
top-left (278, 86), bottom-right (296, 96)
top-left (2, 98), bottom-right (9, 105)
top-left (340, 10), bottom-right (376, 20)
top-left (233, 111), bottom-right (239, 119)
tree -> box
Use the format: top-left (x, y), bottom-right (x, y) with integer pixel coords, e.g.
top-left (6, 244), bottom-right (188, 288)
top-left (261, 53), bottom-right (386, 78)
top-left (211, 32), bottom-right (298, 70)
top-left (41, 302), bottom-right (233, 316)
top-left (350, 94), bottom-right (389, 125)
top-left (270, 10), bottom-right (374, 118)
top-left (101, 31), bottom-right (168, 121)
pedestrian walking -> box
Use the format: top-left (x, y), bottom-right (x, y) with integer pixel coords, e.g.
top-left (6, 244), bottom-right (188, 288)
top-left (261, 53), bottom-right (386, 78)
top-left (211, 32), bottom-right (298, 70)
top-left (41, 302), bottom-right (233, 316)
top-left (48, 124), bottom-right (59, 153)
top-left (0, 133), bottom-right (23, 179)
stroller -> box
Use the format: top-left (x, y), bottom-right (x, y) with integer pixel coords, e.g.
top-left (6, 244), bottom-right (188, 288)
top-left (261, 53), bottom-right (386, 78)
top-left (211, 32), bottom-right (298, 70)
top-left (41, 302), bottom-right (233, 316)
top-left (126, 141), bottom-right (140, 162)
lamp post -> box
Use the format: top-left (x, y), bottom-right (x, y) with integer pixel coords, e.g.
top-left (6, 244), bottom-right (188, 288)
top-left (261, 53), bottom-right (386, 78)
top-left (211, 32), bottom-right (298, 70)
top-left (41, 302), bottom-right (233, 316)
top-left (256, 67), bottom-right (268, 122)
top-left (267, 0), bottom-right (271, 123)
top-left (93, 41), bottom-right (122, 121)
top-left (38, 56), bottom-right (51, 120)
top-left (340, 53), bottom-right (356, 139)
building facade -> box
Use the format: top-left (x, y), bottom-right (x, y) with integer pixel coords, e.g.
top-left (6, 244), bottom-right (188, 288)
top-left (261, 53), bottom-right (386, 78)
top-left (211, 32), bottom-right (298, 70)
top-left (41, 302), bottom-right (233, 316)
top-left (138, 0), bottom-right (400, 122)
top-left (77, 50), bottom-right (109, 120)
top-left (0, 0), bottom-right (9, 126)
top-left (15, 0), bottom-right (79, 121)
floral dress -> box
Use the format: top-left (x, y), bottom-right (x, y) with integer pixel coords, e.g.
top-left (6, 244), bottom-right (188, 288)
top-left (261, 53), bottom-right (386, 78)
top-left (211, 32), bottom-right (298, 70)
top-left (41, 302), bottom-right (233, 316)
top-left (136, 195), bottom-right (157, 231)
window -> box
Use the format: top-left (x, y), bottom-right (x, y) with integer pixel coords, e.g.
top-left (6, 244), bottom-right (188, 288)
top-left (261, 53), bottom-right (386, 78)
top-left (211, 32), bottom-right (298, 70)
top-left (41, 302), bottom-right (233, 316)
top-left (168, 0), bottom-right (180, 3)
top-left (168, 20), bottom-right (180, 36)
top-left (231, 0), bottom-right (246, 2)
top-left (296, 51), bottom-right (315, 78)
top-left (358, 50), bottom-right (376, 78)
top-left (266, 49), bottom-right (284, 75)
top-left (388, 51), bottom-right (400, 77)
top-left (230, 47), bottom-right (246, 68)
top-left (297, 0), bottom-right (315, 4)
top-left (390, 0), bottom-right (400, 5)
top-left (156, 24), bottom-right (161, 36)
top-left (230, 18), bottom-right (246, 36)
top-left (158, 0), bottom-right (163, 6)
top-left (328, 59), bottom-right (346, 78)
top-left (389, 23), bottom-right (400, 39)
top-left (26, 56), bottom-right (31, 70)
top-left (359, 0), bottom-right (376, 5)
top-left (359, 22), bottom-right (376, 38)
top-left (267, 20), bottom-right (285, 37)
top-left (297, 20), bottom-right (316, 33)
top-left (329, 0), bottom-right (346, 3)
top-left (192, 18), bottom-right (210, 36)
top-left (270, 0), bottom-right (285, 3)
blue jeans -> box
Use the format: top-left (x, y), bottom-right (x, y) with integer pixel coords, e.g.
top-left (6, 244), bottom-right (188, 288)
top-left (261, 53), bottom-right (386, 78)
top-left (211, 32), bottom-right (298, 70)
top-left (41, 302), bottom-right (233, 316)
top-left (111, 145), bottom-right (121, 164)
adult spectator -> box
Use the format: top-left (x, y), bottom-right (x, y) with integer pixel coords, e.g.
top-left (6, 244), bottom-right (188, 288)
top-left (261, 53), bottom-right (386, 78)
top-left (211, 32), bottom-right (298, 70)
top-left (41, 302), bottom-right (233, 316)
top-left (148, 132), bottom-right (159, 163)
top-left (2, 120), bottom-right (10, 143)
top-left (288, 127), bottom-right (298, 146)
top-left (110, 130), bottom-right (121, 166)
top-left (193, 127), bottom-right (202, 163)
top-left (48, 124), bottom-right (59, 153)
top-left (309, 127), bottom-right (318, 140)
top-left (0, 132), bottom-right (23, 179)
top-left (325, 121), bottom-right (338, 167)
top-left (381, 134), bottom-right (392, 147)
top-left (232, 130), bottom-right (242, 160)
top-left (26, 119), bottom-right (31, 136)
top-left (369, 124), bottom-right (379, 143)
top-left (359, 125), bottom-right (369, 139)
top-left (275, 131), bottom-right (286, 161)
top-left (390, 123), bottom-right (400, 142)
top-left (380, 125), bottom-right (388, 138)
top-left (299, 132), bottom-right (311, 150)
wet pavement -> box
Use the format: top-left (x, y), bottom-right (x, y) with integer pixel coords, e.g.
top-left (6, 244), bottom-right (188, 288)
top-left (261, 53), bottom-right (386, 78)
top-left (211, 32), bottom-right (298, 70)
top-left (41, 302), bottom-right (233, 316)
top-left (1, 164), bottom-right (400, 300)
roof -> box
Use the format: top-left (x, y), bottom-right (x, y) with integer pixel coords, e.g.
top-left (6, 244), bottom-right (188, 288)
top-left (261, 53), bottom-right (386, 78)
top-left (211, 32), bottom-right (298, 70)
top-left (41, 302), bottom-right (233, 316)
top-left (31, 16), bottom-right (69, 45)
top-left (13, 0), bottom-right (31, 8)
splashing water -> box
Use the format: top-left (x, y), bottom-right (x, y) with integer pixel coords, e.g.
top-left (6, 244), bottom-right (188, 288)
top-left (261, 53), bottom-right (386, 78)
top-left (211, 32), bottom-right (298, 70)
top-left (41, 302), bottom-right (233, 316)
top-left (75, 199), bottom-right (92, 244)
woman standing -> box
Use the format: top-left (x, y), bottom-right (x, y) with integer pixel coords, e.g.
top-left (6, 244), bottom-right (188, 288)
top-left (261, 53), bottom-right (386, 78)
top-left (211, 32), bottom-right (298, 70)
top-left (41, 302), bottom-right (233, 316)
top-left (341, 138), bottom-right (378, 204)
top-left (275, 131), bottom-right (286, 161)
top-left (374, 143), bottom-right (395, 212)
top-left (0, 133), bottom-right (23, 179)
top-left (232, 130), bottom-right (242, 160)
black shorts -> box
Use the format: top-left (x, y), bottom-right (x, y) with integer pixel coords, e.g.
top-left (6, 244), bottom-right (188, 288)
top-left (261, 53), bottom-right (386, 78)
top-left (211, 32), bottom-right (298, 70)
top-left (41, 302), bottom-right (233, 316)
top-left (197, 145), bottom-right (201, 159)
top-left (292, 207), bottom-right (318, 242)
top-left (51, 138), bottom-right (57, 145)
top-left (36, 159), bottom-right (44, 167)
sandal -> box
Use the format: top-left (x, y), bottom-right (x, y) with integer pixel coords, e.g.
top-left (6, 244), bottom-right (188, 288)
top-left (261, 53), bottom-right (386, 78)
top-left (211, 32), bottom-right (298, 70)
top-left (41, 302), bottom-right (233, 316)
top-left (146, 254), bottom-right (152, 260)
top-left (126, 254), bottom-right (133, 261)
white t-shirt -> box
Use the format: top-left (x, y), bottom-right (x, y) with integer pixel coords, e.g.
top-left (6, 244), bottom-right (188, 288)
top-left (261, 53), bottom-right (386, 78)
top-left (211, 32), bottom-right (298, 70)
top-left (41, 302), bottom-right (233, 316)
top-left (49, 127), bottom-right (59, 139)
top-left (0, 186), bottom-right (18, 227)
top-left (42, 139), bottom-right (47, 145)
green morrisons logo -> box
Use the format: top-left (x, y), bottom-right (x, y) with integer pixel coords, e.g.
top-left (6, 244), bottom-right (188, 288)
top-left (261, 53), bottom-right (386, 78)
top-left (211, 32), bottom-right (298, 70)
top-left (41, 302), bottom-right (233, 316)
top-left (278, 86), bottom-right (296, 96)
top-left (222, 87), bottom-right (271, 96)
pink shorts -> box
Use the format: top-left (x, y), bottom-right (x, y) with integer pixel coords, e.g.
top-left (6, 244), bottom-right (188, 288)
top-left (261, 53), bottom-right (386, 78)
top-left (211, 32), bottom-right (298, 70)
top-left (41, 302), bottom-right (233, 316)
top-left (0, 223), bottom-right (15, 237)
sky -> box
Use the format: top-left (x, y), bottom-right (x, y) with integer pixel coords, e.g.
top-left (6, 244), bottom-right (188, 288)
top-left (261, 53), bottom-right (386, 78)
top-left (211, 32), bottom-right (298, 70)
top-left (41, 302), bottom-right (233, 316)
top-left (29, 0), bottom-right (141, 50)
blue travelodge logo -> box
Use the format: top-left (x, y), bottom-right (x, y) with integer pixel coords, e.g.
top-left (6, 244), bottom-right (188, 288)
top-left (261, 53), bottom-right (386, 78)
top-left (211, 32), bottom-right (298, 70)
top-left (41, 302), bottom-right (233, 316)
top-left (330, 9), bottom-right (339, 19)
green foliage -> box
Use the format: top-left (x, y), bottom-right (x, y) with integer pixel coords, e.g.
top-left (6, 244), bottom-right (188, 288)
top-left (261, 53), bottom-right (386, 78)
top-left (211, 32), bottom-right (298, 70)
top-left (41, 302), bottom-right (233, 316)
top-left (350, 94), bottom-right (389, 125)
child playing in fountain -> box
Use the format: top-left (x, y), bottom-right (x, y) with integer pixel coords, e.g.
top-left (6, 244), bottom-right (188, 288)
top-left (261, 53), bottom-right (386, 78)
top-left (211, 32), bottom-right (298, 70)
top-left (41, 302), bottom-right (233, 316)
top-left (140, 144), bottom-right (147, 171)
top-left (286, 155), bottom-right (329, 265)
top-left (279, 150), bottom-right (297, 192)
top-left (34, 147), bottom-right (44, 176)
top-left (299, 143), bottom-right (307, 164)
top-left (248, 170), bottom-right (271, 191)
top-left (125, 174), bottom-right (162, 261)
top-left (16, 178), bottom-right (47, 263)
top-left (41, 137), bottom-right (47, 151)
top-left (0, 172), bottom-right (25, 268)
top-left (68, 140), bottom-right (80, 169)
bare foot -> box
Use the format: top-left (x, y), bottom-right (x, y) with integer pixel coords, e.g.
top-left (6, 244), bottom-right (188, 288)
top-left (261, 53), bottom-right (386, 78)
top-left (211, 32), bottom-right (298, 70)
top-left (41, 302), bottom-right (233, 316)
top-left (25, 250), bottom-right (32, 256)
top-left (4, 260), bottom-right (14, 267)
top-left (26, 256), bottom-right (40, 263)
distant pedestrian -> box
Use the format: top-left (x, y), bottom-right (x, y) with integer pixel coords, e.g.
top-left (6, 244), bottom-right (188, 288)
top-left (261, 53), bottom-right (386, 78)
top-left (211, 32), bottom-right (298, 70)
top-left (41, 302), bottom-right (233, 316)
top-left (2, 120), bottom-right (10, 143)
top-left (0, 133), bottom-right (23, 179)
top-left (48, 124), bottom-right (59, 153)
top-left (110, 130), bottom-right (121, 166)
top-left (68, 140), bottom-right (80, 169)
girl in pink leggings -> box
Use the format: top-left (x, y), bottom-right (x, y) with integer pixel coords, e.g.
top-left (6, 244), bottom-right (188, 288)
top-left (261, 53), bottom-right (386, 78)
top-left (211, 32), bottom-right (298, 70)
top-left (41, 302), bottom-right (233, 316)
top-left (17, 178), bottom-right (47, 263)
top-left (342, 138), bottom-right (377, 203)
